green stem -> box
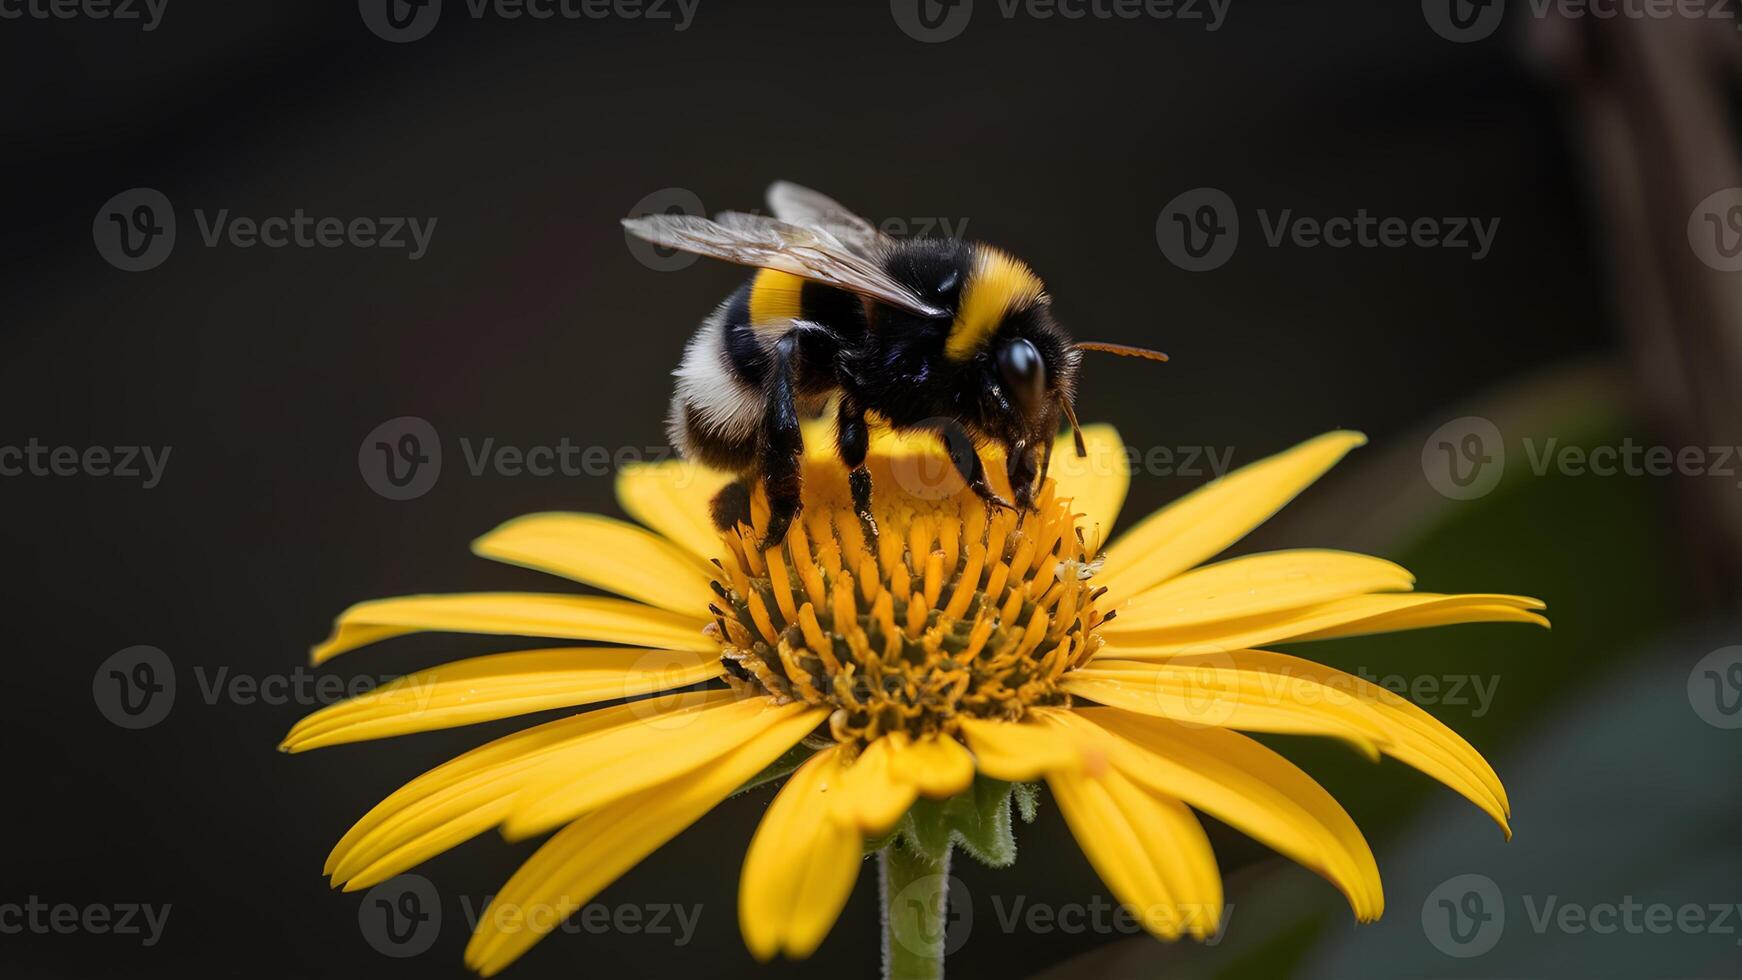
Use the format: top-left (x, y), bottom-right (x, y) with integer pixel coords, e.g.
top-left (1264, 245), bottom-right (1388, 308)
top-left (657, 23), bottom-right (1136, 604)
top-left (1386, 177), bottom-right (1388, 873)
top-left (879, 840), bottom-right (950, 980)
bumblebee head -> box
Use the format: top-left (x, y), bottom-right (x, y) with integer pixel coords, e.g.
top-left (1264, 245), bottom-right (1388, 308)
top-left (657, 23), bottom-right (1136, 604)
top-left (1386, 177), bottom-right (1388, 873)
top-left (869, 238), bottom-right (1161, 468)
top-left (940, 246), bottom-right (1079, 453)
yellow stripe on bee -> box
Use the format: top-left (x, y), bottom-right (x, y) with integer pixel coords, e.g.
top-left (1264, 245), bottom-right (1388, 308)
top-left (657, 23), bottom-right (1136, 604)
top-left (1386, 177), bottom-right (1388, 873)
top-left (944, 247), bottom-right (1045, 361)
top-left (749, 268), bottom-right (807, 327)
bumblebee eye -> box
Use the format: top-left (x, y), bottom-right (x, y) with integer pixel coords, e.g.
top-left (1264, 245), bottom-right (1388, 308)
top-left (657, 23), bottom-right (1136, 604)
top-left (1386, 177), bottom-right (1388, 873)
top-left (997, 337), bottom-right (1046, 417)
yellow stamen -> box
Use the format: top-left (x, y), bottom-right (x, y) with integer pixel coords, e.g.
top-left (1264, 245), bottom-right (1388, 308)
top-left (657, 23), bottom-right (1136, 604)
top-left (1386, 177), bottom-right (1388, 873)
top-left (708, 448), bottom-right (1103, 747)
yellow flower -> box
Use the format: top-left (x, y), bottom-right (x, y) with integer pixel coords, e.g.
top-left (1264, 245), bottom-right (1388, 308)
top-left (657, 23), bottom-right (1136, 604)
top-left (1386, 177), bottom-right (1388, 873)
top-left (283, 424), bottom-right (1546, 975)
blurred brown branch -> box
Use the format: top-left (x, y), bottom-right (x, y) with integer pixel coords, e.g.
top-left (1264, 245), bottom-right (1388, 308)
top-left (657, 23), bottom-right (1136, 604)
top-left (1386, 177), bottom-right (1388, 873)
top-left (1532, 8), bottom-right (1742, 599)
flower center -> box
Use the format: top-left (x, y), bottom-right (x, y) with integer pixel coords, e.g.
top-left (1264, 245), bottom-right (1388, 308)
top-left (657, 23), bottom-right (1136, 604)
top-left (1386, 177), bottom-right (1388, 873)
top-left (704, 450), bottom-right (1109, 748)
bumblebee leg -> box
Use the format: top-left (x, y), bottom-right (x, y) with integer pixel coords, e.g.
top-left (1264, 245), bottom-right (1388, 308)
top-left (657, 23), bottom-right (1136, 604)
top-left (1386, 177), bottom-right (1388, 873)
top-left (941, 424), bottom-right (1015, 512)
top-left (1036, 433), bottom-right (1056, 496)
top-left (1008, 441), bottom-right (1042, 511)
top-left (836, 397), bottom-right (879, 543)
top-left (757, 335), bottom-right (805, 551)
top-left (708, 479), bottom-right (754, 532)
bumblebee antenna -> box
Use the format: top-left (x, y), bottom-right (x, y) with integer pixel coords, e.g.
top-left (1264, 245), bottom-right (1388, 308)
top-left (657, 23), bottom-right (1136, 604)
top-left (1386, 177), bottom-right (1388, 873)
top-left (1057, 396), bottom-right (1088, 458)
top-left (1076, 341), bottom-right (1170, 362)
top-left (1059, 342), bottom-right (1164, 458)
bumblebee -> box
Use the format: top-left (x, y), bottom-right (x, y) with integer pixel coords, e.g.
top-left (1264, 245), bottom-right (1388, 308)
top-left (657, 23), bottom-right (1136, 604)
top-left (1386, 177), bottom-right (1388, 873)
top-left (624, 182), bottom-right (1165, 549)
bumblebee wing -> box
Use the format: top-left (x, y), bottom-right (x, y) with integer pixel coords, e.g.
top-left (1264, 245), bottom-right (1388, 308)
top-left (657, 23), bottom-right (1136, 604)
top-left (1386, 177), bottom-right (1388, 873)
top-left (765, 180), bottom-right (892, 258)
top-left (623, 212), bottom-right (946, 319)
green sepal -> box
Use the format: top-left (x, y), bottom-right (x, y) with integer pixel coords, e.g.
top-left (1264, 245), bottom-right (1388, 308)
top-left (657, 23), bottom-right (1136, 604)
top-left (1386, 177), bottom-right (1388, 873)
top-left (898, 775), bottom-right (1018, 869)
top-left (861, 824), bottom-right (902, 856)
top-left (728, 743), bottom-right (816, 799)
top-left (1012, 781), bottom-right (1041, 823)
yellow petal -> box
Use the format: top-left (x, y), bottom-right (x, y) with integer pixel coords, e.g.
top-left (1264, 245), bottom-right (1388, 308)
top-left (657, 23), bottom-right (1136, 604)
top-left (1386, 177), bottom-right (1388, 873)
top-left (280, 648), bottom-right (722, 752)
top-left (1047, 765), bottom-right (1222, 940)
top-left (829, 737), bottom-right (918, 835)
top-left (1291, 596), bottom-right (1551, 642)
top-left (1075, 652), bottom-right (1510, 832)
top-left (1097, 431), bottom-right (1368, 604)
top-left (740, 745), bottom-right (864, 961)
top-left (1098, 592), bottom-right (1548, 658)
top-left (615, 457), bottom-right (735, 562)
top-left (1046, 423), bottom-right (1129, 549)
top-left (1106, 550), bottom-right (1414, 634)
top-left (957, 716), bottom-right (1103, 781)
top-left (1063, 659), bottom-right (1390, 761)
top-left (886, 732), bottom-right (977, 800)
top-left (462, 707), bottom-right (822, 977)
top-left (310, 592), bottom-right (712, 665)
top-left (502, 697), bottom-right (824, 840)
top-left (472, 513), bottom-right (717, 615)
top-left (1049, 707), bottom-right (1382, 920)
top-left (325, 693), bottom-right (734, 890)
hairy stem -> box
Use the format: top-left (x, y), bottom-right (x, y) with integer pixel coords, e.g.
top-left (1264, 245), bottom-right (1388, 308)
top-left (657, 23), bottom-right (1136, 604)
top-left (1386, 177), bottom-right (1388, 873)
top-left (879, 840), bottom-right (950, 980)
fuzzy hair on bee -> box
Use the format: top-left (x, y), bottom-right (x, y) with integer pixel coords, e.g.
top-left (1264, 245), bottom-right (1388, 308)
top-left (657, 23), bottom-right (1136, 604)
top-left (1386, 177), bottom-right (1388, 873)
top-left (624, 181), bottom-right (1167, 550)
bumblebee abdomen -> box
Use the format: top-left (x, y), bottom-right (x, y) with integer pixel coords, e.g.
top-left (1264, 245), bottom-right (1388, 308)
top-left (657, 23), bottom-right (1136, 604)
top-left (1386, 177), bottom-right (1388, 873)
top-left (668, 285), bottom-right (765, 470)
top-left (668, 272), bottom-right (862, 471)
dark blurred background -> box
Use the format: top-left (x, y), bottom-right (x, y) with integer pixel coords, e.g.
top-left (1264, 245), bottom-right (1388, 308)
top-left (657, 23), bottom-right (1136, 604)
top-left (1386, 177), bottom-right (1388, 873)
top-left (6, 0), bottom-right (1742, 976)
